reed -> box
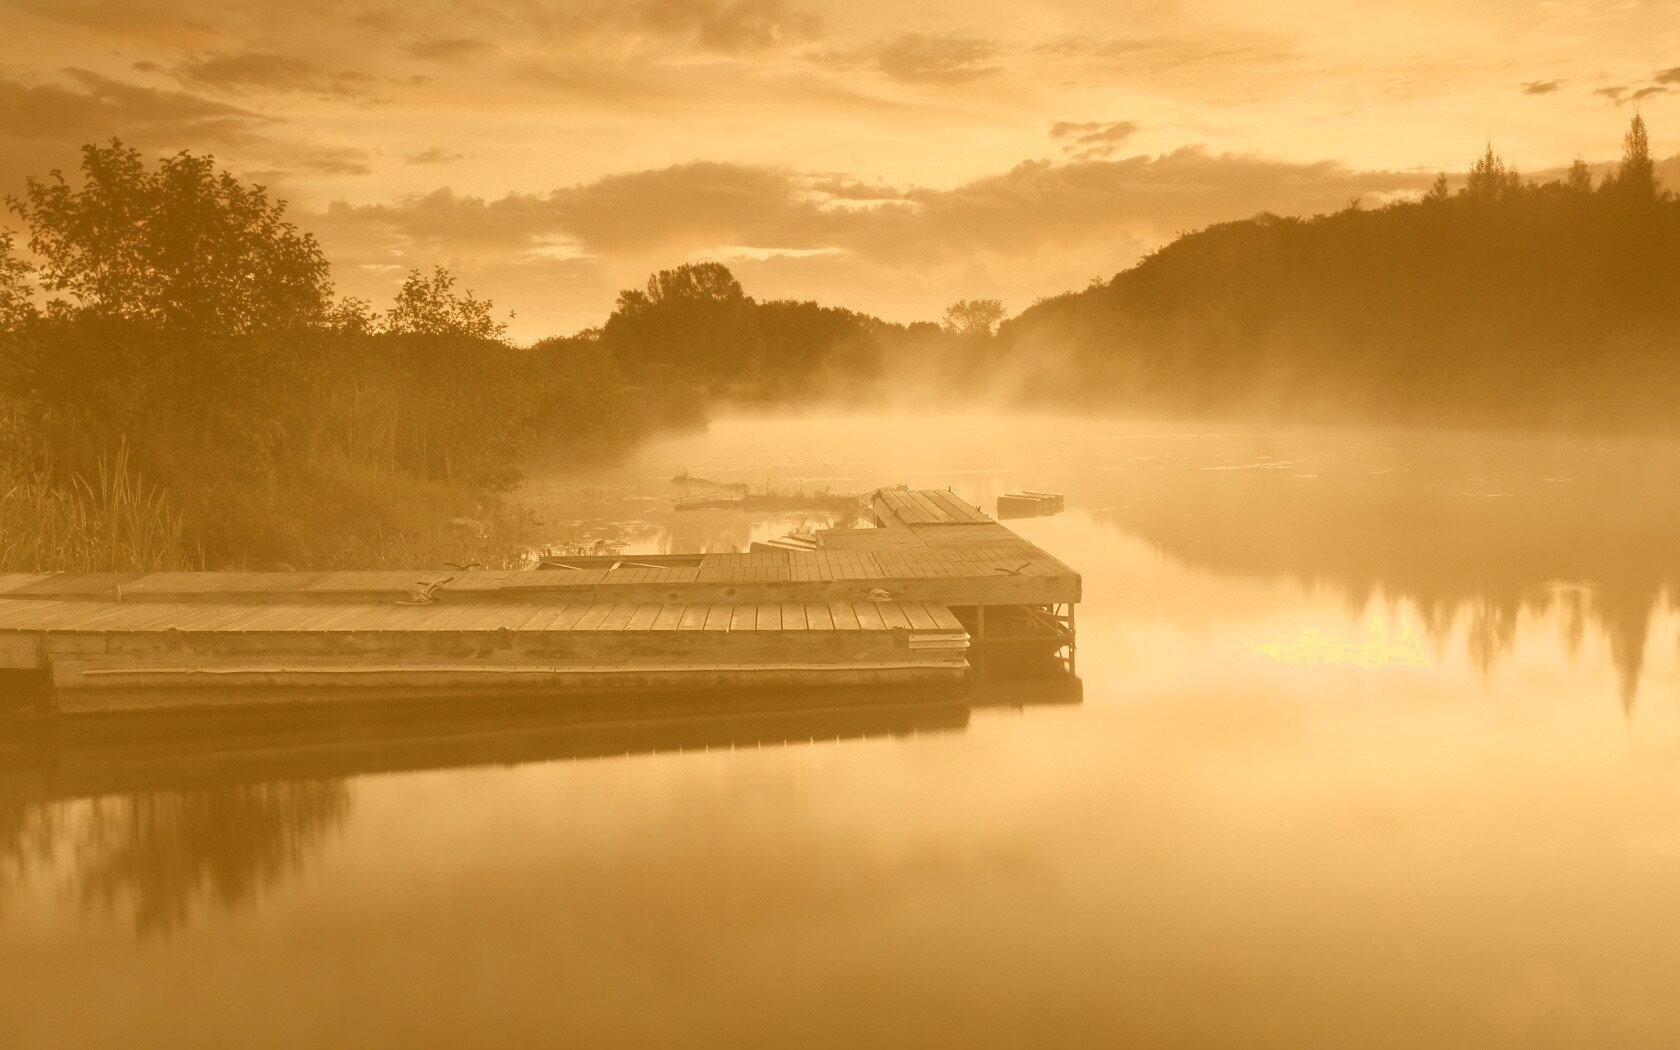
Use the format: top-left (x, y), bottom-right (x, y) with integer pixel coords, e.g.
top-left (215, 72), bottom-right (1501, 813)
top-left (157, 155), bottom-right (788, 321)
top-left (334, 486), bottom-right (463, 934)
top-left (0, 403), bottom-right (195, 573)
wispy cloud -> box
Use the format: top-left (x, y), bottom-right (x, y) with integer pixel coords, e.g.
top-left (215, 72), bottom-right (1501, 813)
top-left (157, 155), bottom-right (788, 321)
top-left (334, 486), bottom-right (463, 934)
top-left (1051, 121), bottom-right (1140, 160)
top-left (170, 51), bottom-right (381, 100)
top-left (403, 36), bottom-right (498, 63)
top-left (872, 34), bottom-right (999, 84)
top-left (405, 147), bottom-right (468, 165)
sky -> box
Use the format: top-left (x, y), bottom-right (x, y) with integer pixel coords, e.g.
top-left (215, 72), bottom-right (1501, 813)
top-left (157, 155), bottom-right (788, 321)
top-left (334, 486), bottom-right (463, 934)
top-left (1, 0), bottom-right (1677, 341)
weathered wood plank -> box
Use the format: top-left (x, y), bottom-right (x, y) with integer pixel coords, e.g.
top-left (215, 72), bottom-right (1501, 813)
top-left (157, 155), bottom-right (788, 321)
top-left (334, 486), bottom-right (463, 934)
top-left (903, 603), bottom-right (939, 631)
top-left (876, 603), bottom-right (912, 630)
top-left (572, 604), bottom-right (615, 632)
top-left (853, 603), bottom-right (886, 631)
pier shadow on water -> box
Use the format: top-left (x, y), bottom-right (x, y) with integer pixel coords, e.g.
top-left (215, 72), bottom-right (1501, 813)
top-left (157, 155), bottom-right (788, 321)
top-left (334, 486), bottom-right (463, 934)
top-left (0, 677), bottom-right (1079, 936)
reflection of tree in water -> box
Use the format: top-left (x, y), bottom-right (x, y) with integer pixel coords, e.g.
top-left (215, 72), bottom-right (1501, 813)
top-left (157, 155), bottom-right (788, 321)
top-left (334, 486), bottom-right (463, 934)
top-left (1, 779), bottom-right (350, 936)
top-left (0, 792), bottom-right (61, 920)
top-left (1096, 434), bottom-right (1680, 710)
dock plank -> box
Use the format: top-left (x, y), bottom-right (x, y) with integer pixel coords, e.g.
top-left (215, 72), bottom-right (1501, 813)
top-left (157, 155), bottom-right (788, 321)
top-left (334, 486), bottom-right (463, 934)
top-left (540, 604), bottom-right (592, 632)
top-left (572, 604), bottom-right (616, 632)
top-left (903, 603), bottom-right (939, 631)
top-left (853, 603), bottom-right (886, 631)
top-left (876, 603), bottom-right (912, 630)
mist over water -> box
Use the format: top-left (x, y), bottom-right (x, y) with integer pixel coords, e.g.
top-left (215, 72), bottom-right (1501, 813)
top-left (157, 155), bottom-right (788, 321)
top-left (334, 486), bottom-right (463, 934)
top-left (5, 411), bottom-right (1680, 1048)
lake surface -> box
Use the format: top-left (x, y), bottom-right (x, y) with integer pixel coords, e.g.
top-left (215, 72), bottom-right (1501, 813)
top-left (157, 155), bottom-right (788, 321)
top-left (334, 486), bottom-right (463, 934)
top-left (6, 413), bottom-right (1680, 1048)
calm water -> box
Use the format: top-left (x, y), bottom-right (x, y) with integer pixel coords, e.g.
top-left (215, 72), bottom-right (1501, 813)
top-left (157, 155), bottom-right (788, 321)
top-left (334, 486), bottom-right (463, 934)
top-left (6, 413), bottom-right (1680, 1048)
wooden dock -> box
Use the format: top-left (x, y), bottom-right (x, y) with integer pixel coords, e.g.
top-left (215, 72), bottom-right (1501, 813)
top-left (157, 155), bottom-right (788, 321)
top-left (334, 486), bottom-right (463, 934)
top-left (0, 490), bottom-right (1079, 715)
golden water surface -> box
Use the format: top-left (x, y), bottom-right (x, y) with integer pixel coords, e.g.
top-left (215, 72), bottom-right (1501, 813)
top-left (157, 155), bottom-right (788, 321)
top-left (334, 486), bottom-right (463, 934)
top-left (5, 414), bottom-right (1680, 1048)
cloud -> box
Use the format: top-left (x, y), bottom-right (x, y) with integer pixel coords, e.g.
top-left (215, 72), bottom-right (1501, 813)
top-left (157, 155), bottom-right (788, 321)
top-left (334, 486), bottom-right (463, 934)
top-left (403, 36), bottom-right (498, 63)
top-left (1051, 120), bottom-right (1140, 160)
top-left (324, 149), bottom-right (1437, 266)
top-left (289, 145), bottom-right (375, 176)
top-left (0, 69), bottom-right (267, 147)
top-left (804, 176), bottom-right (905, 201)
top-left (1521, 80), bottom-right (1563, 95)
top-left (171, 51), bottom-right (379, 100)
top-left (405, 147), bottom-right (468, 165)
top-left (1596, 85), bottom-right (1664, 104)
top-left (311, 147), bottom-right (1435, 338)
top-left (872, 34), bottom-right (1000, 84)
top-left (1656, 67), bottom-right (1680, 86)
top-left (0, 69), bottom-right (380, 194)
top-left (1031, 32), bottom-right (1299, 96)
top-left (634, 0), bottom-right (823, 55)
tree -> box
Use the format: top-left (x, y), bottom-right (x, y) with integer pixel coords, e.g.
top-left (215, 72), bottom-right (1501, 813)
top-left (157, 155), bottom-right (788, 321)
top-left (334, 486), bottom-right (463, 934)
top-left (1605, 113), bottom-right (1658, 200)
top-left (0, 230), bottom-right (34, 332)
top-left (6, 140), bottom-right (331, 335)
top-left (643, 262), bottom-right (745, 306)
top-left (942, 298), bottom-right (1006, 337)
top-left (1565, 157), bottom-right (1594, 194)
top-left (601, 263), bottom-right (757, 380)
top-left (1423, 173), bottom-right (1451, 203)
top-left (385, 266), bottom-right (509, 341)
top-left (1463, 143), bottom-right (1522, 202)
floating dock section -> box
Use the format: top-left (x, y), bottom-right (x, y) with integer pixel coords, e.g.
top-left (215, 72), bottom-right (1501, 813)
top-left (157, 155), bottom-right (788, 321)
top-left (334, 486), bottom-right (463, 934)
top-left (0, 490), bottom-right (1078, 715)
top-left (996, 491), bottom-right (1065, 520)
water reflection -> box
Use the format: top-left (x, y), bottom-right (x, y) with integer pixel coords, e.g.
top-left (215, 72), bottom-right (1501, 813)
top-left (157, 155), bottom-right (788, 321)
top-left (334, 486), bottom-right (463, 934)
top-left (10, 416), bottom-right (1680, 1048)
top-left (553, 417), bottom-right (1680, 709)
top-left (0, 769), bottom-right (348, 936)
top-left (0, 677), bottom-right (1078, 936)
top-left (1080, 430), bottom-right (1680, 707)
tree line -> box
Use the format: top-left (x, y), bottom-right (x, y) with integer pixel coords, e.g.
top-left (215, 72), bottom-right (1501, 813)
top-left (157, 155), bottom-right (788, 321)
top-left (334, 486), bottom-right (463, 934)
top-left (4, 116), bottom-right (1674, 568)
top-left (0, 142), bottom-right (664, 569)
top-left (0, 142), bottom-right (989, 569)
top-left (992, 115), bottom-right (1680, 427)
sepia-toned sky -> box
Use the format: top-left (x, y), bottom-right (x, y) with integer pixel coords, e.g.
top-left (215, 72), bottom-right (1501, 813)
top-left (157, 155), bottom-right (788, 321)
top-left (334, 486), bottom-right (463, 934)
top-left (2, 0), bottom-right (1677, 340)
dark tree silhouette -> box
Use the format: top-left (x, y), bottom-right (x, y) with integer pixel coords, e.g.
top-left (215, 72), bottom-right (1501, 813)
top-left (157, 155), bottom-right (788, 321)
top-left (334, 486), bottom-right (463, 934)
top-left (942, 298), bottom-right (1006, 337)
top-left (1605, 113), bottom-right (1657, 200)
top-left (0, 230), bottom-right (32, 332)
top-left (1565, 158), bottom-right (1594, 194)
top-left (386, 266), bottom-right (509, 341)
top-left (1463, 143), bottom-right (1523, 202)
top-left (997, 115), bottom-right (1679, 428)
top-left (6, 140), bottom-right (331, 336)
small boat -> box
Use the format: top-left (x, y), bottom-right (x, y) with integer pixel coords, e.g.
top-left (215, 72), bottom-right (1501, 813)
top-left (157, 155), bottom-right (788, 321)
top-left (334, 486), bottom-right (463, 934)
top-left (996, 491), bottom-right (1064, 519)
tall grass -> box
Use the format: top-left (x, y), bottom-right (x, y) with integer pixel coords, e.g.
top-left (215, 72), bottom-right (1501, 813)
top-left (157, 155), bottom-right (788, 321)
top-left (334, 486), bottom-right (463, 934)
top-left (0, 402), bottom-right (195, 573)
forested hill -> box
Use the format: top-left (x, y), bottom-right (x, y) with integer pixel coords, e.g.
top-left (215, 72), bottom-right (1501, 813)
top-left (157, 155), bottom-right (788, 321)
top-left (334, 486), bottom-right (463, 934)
top-left (994, 118), bottom-right (1680, 427)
